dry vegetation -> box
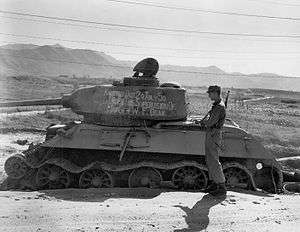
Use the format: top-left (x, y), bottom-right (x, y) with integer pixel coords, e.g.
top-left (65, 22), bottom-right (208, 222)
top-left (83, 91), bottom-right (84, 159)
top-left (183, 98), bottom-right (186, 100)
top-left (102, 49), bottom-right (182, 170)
top-left (0, 75), bottom-right (115, 101)
top-left (187, 87), bottom-right (300, 158)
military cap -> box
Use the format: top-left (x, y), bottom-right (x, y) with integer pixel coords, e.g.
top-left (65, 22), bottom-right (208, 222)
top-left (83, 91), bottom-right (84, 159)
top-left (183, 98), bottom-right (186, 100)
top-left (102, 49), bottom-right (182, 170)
top-left (207, 85), bottom-right (221, 93)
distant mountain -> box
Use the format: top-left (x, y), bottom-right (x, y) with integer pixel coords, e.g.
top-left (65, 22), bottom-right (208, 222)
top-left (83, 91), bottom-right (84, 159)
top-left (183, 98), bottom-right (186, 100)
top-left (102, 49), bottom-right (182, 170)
top-left (1, 43), bottom-right (39, 50)
top-left (0, 43), bottom-right (130, 78)
top-left (249, 73), bottom-right (280, 77)
top-left (0, 43), bottom-right (299, 91)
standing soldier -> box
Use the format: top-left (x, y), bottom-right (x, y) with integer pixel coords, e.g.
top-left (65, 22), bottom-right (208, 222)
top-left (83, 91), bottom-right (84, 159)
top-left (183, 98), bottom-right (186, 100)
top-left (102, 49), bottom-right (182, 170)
top-left (201, 85), bottom-right (227, 197)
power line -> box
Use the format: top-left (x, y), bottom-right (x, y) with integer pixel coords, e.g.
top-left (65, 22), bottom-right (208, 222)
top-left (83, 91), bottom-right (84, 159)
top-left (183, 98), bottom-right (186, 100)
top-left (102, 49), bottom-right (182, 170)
top-left (0, 15), bottom-right (187, 37)
top-left (3, 15), bottom-right (300, 44)
top-left (104, 0), bottom-right (300, 21)
top-left (3, 53), bottom-right (300, 78)
top-left (2, 32), bottom-right (300, 56)
top-left (246, 0), bottom-right (300, 7)
top-left (1, 10), bottom-right (300, 38)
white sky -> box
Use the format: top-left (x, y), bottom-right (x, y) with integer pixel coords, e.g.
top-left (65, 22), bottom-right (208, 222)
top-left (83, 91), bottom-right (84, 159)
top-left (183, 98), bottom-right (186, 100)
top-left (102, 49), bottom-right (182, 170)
top-left (1, 0), bottom-right (300, 76)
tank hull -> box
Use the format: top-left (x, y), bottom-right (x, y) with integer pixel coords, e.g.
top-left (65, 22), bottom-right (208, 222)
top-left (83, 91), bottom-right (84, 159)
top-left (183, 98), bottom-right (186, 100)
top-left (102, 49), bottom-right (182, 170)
top-left (42, 123), bottom-right (276, 160)
top-left (4, 121), bottom-right (282, 193)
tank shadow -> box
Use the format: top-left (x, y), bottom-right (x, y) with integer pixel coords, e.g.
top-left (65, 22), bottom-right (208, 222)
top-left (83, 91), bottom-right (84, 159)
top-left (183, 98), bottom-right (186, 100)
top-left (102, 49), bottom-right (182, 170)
top-left (38, 187), bottom-right (166, 202)
top-left (173, 194), bottom-right (226, 232)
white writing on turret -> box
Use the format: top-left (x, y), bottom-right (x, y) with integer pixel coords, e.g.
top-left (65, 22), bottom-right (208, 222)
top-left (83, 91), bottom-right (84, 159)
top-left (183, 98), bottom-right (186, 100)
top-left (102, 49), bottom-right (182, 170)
top-left (104, 90), bottom-right (175, 117)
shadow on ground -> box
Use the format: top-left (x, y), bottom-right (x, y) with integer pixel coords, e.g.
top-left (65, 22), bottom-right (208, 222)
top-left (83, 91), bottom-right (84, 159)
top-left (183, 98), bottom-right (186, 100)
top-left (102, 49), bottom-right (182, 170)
top-left (174, 194), bottom-right (226, 232)
top-left (37, 187), bottom-right (273, 203)
top-left (38, 187), bottom-right (167, 202)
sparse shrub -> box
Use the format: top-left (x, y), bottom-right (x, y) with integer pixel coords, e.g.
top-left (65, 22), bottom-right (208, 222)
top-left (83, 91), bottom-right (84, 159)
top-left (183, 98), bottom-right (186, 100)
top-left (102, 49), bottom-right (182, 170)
top-left (281, 99), bottom-right (298, 104)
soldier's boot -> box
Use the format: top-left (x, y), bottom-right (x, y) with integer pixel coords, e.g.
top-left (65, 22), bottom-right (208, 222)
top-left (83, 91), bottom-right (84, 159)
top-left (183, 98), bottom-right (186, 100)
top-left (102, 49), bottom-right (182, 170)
top-left (210, 183), bottom-right (227, 197)
top-left (203, 181), bottom-right (217, 193)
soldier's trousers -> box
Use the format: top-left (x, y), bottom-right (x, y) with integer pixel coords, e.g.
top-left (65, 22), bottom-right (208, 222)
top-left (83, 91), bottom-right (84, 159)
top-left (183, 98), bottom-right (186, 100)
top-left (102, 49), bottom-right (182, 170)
top-left (205, 129), bottom-right (226, 184)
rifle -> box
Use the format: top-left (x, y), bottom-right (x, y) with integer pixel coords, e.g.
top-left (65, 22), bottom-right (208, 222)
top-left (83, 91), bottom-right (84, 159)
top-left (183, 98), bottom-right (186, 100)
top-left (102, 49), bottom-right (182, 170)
top-left (225, 90), bottom-right (230, 109)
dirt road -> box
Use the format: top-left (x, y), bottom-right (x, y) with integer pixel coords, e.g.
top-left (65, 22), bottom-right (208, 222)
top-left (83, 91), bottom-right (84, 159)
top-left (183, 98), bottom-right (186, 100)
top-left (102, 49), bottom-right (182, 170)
top-left (0, 188), bottom-right (299, 232)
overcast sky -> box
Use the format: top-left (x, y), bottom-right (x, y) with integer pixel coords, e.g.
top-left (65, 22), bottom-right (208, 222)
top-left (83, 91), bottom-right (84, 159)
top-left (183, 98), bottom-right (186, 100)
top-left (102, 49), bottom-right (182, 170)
top-left (1, 0), bottom-right (300, 76)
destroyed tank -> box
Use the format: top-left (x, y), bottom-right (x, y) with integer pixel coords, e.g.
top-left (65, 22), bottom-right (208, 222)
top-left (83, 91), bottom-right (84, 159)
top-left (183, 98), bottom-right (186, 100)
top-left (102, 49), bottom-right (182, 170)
top-left (1, 58), bottom-right (283, 193)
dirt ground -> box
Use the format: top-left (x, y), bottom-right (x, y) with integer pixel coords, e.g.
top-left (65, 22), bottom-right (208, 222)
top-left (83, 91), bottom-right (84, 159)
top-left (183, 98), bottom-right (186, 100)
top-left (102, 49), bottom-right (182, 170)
top-left (0, 188), bottom-right (299, 232)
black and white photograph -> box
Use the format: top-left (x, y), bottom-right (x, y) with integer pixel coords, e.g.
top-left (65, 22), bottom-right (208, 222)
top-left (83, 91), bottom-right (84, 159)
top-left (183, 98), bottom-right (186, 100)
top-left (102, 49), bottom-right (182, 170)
top-left (0, 0), bottom-right (299, 231)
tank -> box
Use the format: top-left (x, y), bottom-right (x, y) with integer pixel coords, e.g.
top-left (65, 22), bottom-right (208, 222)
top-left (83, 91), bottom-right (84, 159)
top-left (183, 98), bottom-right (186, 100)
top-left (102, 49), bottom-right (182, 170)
top-left (1, 58), bottom-right (283, 193)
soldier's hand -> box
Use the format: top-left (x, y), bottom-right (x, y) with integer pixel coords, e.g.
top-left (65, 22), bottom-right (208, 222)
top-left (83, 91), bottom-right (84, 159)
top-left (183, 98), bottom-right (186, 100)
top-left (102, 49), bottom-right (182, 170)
top-left (200, 122), bottom-right (207, 128)
top-left (194, 120), bottom-right (199, 124)
top-left (194, 119), bottom-right (202, 124)
top-left (194, 120), bottom-right (206, 128)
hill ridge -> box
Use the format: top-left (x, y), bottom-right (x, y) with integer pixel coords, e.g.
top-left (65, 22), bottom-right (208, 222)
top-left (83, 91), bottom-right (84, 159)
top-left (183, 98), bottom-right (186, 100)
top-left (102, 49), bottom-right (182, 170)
top-left (0, 43), bottom-right (299, 91)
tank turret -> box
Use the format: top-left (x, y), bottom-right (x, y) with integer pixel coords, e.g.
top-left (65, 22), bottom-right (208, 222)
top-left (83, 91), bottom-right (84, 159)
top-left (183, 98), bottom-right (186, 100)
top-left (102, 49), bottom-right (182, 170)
top-left (0, 58), bottom-right (187, 126)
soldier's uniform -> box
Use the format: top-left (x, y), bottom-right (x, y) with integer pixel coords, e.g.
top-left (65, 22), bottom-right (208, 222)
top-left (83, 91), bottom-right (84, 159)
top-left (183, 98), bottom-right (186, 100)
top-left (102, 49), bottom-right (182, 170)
top-left (202, 85), bottom-right (226, 195)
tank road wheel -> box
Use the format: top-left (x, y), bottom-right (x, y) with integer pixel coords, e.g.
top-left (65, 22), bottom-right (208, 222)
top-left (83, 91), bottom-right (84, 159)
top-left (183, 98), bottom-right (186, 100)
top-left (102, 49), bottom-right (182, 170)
top-left (4, 154), bottom-right (29, 179)
top-left (223, 163), bottom-right (253, 190)
top-left (172, 166), bottom-right (207, 190)
top-left (128, 167), bottom-right (162, 188)
top-left (36, 164), bottom-right (71, 189)
top-left (79, 169), bottom-right (113, 188)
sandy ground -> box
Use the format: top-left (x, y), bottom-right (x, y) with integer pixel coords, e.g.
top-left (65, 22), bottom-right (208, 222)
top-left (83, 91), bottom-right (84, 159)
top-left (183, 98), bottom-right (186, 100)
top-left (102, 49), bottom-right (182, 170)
top-left (0, 188), bottom-right (299, 232)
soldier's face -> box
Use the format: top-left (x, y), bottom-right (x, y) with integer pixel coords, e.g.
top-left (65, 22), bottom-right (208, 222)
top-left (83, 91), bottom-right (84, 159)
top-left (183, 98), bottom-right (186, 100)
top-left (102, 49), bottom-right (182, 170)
top-left (208, 92), bottom-right (218, 101)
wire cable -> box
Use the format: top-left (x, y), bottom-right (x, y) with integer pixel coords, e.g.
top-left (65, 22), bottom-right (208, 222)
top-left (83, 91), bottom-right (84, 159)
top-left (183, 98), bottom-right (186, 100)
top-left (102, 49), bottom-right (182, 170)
top-left (246, 0), bottom-right (300, 7)
top-left (1, 10), bottom-right (300, 38)
top-left (0, 15), bottom-right (187, 37)
top-left (2, 15), bottom-right (300, 44)
top-left (104, 0), bottom-right (300, 21)
top-left (1, 32), bottom-right (300, 55)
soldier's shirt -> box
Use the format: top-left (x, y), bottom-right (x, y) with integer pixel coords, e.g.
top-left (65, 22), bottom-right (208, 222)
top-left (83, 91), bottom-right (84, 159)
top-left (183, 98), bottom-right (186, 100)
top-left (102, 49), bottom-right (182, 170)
top-left (203, 99), bottom-right (226, 129)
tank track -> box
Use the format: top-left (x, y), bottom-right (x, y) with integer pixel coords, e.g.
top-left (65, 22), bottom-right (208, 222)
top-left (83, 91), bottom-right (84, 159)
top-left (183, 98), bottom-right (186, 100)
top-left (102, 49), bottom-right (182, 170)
top-left (3, 145), bottom-right (283, 193)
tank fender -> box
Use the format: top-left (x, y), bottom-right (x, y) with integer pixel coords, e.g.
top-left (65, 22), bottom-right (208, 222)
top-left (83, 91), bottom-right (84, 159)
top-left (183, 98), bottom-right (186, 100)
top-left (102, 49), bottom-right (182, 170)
top-left (45, 124), bottom-right (66, 140)
top-left (46, 122), bottom-right (80, 140)
top-left (56, 125), bottom-right (79, 138)
top-left (222, 129), bottom-right (276, 159)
